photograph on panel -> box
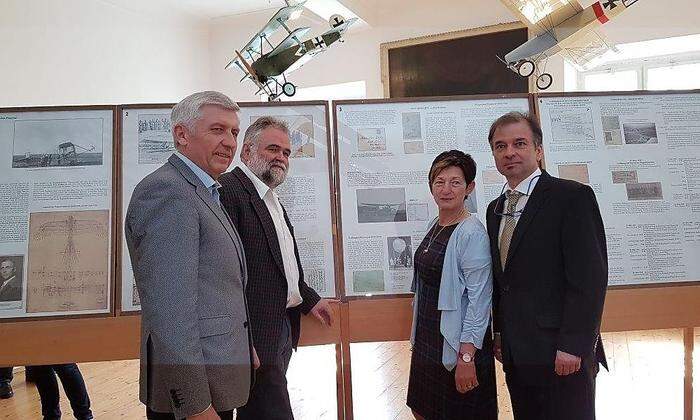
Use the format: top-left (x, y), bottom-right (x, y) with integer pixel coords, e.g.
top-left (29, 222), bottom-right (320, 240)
top-left (387, 236), bottom-right (413, 270)
top-left (623, 122), bottom-right (659, 144)
top-left (352, 269), bottom-right (385, 293)
top-left (403, 141), bottom-right (425, 154)
top-left (611, 170), bottom-right (638, 184)
top-left (251, 115), bottom-right (315, 158)
top-left (356, 187), bottom-right (407, 223)
top-left (626, 182), bottom-right (664, 200)
top-left (0, 255), bottom-right (24, 305)
top-left (402, 112), bottom-right (422, 140)
top-left (356, 128), bottom-right (387, 152)
top-left (138, 113), bottom-right (174, 165)
top-left (407, 201), bottom-right (429, 222)
top-left (601, 115), bottom-right (623, 146)
top-left (12, 118), bottom-right (104, 168)
top-left (26, 210), bottom-right (110, 313)
top-left (558, 163), bottom-right (590, 184)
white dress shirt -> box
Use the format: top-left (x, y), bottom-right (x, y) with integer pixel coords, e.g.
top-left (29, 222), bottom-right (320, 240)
top-left (498, 167), bottom-right (542, 241)
top-left (240, 164), bottom-right (303, 308)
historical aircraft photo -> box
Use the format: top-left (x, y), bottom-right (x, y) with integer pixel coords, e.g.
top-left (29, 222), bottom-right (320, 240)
top-left (226, 0), bottom-right (357, 101)
top-left (499, 0), bottom-right (640, 89)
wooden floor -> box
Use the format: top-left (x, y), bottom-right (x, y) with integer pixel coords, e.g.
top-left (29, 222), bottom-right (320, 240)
top-left (0, 329), bottom-right (695, 419)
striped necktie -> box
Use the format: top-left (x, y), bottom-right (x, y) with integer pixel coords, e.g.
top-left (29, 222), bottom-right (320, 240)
top-left (499, 190), bottom-right (523, 270)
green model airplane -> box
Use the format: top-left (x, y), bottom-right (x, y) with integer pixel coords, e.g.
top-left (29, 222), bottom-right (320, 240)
top-left (225, 0), bottom-right (357, 101)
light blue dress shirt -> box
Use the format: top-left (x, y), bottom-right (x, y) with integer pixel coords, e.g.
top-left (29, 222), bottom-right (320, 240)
top-left (410, 215), bottom-right (494, 371)
top-left (174, 152), bottom-right (222, 203)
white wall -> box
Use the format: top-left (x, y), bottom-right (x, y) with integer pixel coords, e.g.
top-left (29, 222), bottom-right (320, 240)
top-left (0, 0), bottom-right (211, 107)
top-left (209, 0), bottom-right (516, 101)
top-left (210, 0), bottom-right (700, 100)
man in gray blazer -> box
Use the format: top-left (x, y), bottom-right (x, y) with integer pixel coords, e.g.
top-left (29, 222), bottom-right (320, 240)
top-left (126, 91), bottom-right (257, 420)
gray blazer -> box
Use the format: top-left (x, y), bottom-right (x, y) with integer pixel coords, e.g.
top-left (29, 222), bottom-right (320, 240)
top-left (125, 154), bottom-right (252, 418)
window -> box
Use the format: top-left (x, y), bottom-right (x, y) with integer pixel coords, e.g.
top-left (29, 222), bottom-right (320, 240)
top-left (567, 33), bottom-right (700, 92)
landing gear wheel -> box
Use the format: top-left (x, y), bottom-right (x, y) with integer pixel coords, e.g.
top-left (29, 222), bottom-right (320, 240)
top-left (517, 60), bottom-right (535, 77)
top-left (282, 82), bottom-right (296, 97)
top-left (536, 73), bottom-right (553, 90)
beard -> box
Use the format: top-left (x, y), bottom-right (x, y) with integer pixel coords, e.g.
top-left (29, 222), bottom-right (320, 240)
top-left (246, 150), bottom-right (288, 188)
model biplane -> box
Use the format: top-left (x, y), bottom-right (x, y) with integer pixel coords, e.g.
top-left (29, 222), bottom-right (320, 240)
top-left (499, 0), bottom-right (639, 89)
top-left (226, 0), bottom-right (357, 100)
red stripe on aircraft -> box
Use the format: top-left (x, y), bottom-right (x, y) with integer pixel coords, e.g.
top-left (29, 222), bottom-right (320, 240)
top-left (593, 2), bottom-right (610, 24)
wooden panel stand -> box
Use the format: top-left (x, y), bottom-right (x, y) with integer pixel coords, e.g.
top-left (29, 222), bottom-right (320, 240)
top-left (684, 327), bottom-right (694, 420)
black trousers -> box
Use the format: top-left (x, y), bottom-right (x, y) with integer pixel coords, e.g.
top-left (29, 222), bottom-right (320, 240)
top-left (30, 364), bottom-right (93, 420)
top-left (146, 407), bottom-right (233, 420)
top-left (236, 315), bottom-right (294, 420)
top-left (0, 367), bottom-right (12, 383)
top-left (505, 360), bottom-right (598, 420)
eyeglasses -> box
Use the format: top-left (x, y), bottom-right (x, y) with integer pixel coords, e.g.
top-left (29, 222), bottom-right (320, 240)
top-left (492, 175), bottom-right (540, 217)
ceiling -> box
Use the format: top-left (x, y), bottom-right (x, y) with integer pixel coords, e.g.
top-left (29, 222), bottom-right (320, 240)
top-left (101, 0), bottom-right (355, 21)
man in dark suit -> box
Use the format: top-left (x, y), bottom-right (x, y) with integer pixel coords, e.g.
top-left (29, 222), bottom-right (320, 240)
top-left (219, 116), bottom-right (334, 420)
top-left (0, 258), bottom-right (22, 302)
top-left (486, 112), bottom-right (607, 420)
top-left (126, 91), bottom-right (255, 420)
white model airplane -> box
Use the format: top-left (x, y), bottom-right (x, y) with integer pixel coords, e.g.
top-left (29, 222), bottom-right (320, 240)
top-left (500, 0), bottom-right (639, 89)
top-left (226, 0), bottom-right (357, 101)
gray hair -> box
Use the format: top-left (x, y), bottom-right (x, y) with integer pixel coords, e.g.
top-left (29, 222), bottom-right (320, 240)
top-left (243, 116), bottom-right (290, 149)
top-left (171, 91), bottom-right (240, 144)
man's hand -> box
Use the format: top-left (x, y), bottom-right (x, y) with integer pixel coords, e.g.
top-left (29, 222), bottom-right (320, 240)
top-left (493, 333), bottom-right (502, 363)
top-left (252, 346), bottom-right (260, 370)
top-left (554, 350), bottom-right (581, 376)
top-left (310, 298), bottom-right (338, 326)
top-left (187, 405), bottom-right (220, 420)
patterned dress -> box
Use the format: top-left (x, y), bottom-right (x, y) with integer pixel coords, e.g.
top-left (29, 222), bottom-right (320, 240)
top-left (406, 223), bottom-right (497, 420)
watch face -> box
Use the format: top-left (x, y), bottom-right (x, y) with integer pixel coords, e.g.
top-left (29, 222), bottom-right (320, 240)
top-left (461, 353), bottom-right (472, 363)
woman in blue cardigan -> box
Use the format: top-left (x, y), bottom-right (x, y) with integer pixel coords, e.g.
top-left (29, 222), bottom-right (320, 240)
top-left (406, 150), bottom-right (497, 420)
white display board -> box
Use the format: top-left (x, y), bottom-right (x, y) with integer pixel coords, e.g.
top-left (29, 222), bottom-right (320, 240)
top-left (0, 107), bottom-right (114, 319)
top-left (120, 102), bottom-right (337, 311)
top-left (334, 96), bottom-right (531, 296)
top-left (538, 92), bottom-right (700, 286)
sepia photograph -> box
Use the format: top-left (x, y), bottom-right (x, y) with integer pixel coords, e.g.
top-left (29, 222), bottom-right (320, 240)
top-left (0, 255), bottom-right (24, 304)
top-left (558, 163), bottom-right (590, 184)
top-left (403, 140), bottom-right (425, 154)
top-left (611, 170), bottom-right (638, 184)
top-left (402, 112), bottom-right (422, 140)
top-left (12, 118), bottom-right (104, 168)
top-left (356, 187), bottom-right (408, 223)
top-left (387, 236), bottom-right (413, 269)
top-left (357, 127), bottom-right (387, 152)
top-left (626, 182), bottom-right (664, 200)
top-left (623, 122), bottom-right (659, 144)
top-left (352, 269), bottom-right (385, 293)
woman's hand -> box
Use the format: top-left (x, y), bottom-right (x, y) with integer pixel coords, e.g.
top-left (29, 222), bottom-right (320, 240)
top-left (455, 359), bottom-right (478, 393)
top-left (455, 342), bottom-right (478, 393)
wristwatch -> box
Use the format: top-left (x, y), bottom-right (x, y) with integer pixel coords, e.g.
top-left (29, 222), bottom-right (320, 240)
top-left (459, 351), bottom-right (474, 363)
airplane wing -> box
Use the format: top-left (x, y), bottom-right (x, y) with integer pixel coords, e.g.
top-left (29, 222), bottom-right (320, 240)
top-left (559, 28), bottom-right (617, 71)
top-left (499, 0), bottom-right (583, 36)
top-left (237, 2), bottom-right (307, 57)
top-left (266, 27), bottom-right (312, 58)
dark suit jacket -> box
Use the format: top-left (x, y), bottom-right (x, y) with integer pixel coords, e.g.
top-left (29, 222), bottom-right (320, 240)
top-left (219, 166), bottom-right (321, 365)
top-left (0, 276), bottom-right (22, 302)
top-left (486, 171), bottom-right (608, 382)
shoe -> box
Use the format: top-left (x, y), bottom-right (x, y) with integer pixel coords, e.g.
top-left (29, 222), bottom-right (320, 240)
top-left (0, 382), bottom-right (13, 399)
